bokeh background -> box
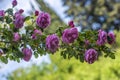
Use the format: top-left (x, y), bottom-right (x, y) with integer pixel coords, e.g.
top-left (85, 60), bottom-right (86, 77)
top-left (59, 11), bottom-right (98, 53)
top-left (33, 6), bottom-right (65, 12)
top-left (0, 0), bottom-right (120, 80)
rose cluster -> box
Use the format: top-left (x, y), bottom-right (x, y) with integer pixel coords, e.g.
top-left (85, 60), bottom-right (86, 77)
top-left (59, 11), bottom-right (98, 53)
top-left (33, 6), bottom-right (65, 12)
top-left (0, 0), bottom-right (116, 64)
top-left (97, 29), bottom-right (115, 46)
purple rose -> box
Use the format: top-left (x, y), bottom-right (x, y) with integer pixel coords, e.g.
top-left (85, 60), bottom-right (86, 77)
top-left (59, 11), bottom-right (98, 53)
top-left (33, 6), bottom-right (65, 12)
top-left (85, 49), bottom-right (98, 64)
top-left (22, 48), bottom-right (32, 62)
top-left (32, 29), bottom-right (42, 39)
top-left (107, 32), bottom-right (115, 44)
top-left (14, 11), bottom-right (24, 29)
top-left (68, 20), bottom-right (75, 28)
top-left (13, 32), bottom-right (21, 42)
top-left (46, 34), bottom-right (59, 53)
top-left (36, 12), bottom-right (51, 29)
top-left (0, 10), bottom-right (5, 17)
top-left (12, 0), bottom-right (17, 7)
top-left (62, 28), bottom-right (79, 44)
top-left (97, 29), bottom-right (107, 46)
top-left (19, 9), bottom-right (24, 14)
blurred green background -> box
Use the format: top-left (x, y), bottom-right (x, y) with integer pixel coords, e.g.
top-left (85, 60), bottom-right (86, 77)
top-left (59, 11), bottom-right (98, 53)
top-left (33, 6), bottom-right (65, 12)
top-left (3, 0), bottom-right (120, 80)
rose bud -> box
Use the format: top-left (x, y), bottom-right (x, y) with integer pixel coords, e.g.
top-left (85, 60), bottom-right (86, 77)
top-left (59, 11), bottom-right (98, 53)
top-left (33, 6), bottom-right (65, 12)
top-left (68, 20), bottom-right (75, 28)
top-left (35, 10), bottom-right (39, 16)
top-left (107, 32), bottom-right (115, 44)
top-left (12, 0), bottom-right (17, 7)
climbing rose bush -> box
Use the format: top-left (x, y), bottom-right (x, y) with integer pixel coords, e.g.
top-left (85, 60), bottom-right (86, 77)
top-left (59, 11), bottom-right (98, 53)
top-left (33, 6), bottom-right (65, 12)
top-left (0, 0), bottom-right (116, 64)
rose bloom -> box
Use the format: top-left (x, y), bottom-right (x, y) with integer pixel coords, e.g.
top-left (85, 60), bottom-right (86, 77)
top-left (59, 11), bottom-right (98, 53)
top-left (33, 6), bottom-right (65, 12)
top-left (36, 12), bottom-right (51, 29)
top-left (46, 34), bottom-right (59, 53)
top-left (32, 29), bottom-right (42, 39)
top-left (22, 48), bottom-right (32, 62)
top-left (84, 49), bottom-right (98, 64)
top-left (62, 28), bottom-right (78, 44)
top-left (0, 10), bottom-right (5, 17)
top-left (19, 9), bottom-right (24, 14)
top-left (97, 29), bottom-right (107, 46)
top-left (107, 32), bottom-right (115, 44)
top-left (14, 11), bottom-right (24, 29)
top-left (12, 0), bottom-right (17, 7)
top-left (13, 32), bottom-right (21, 42)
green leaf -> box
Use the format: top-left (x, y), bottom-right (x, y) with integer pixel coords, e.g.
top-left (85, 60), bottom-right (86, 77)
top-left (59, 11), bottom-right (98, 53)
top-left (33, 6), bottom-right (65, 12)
top-left (6, 8), bottom-right (13, 15)
top-left (109, 54), bottom-right (115, 59)
top-left (0, 57), bottom-right (8, 64)
top-left (5, 16), bottom-right (12, 24)
top-left (16, 58), bottom-right (20, 63)
top-left (10, 23), bottom-right (14, 29)
top-left (24, 16), bottom-right (31, 21)
top-left (34, 52), bottom-right (39, 58)
top-left (79, 54), bottom-right (84, 63)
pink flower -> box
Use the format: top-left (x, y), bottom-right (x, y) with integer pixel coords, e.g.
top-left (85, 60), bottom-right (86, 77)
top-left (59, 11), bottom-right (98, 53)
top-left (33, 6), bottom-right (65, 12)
top-left (0, 10), bottom-right (5, 17)
top-left (32, 29), bottom-right (42, 39)
top-left (85, 49), bottom-right (98, 64)
top-left (13, 32), bottom-right (21, 42)
top-left (12, 0), bottom-right (17, 7)
top-left (97, 29), bottom-right (107, 46)
top-left (68, 20), bottom-right (75, 28)
top-left (46, 34), bottom-right (59, 53)
top-left (22, 48), bottom-right (32, 62)
top-left (14, 11), bottom-right (24, 29)
top-left (107, 32), bottom-right (115, 44)
top-left (62, 28), bottom-right (78, 44)
top-left (35, 10), bottom-right (39, 16)
top-left (36, 12), bottom-right (51, 29)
